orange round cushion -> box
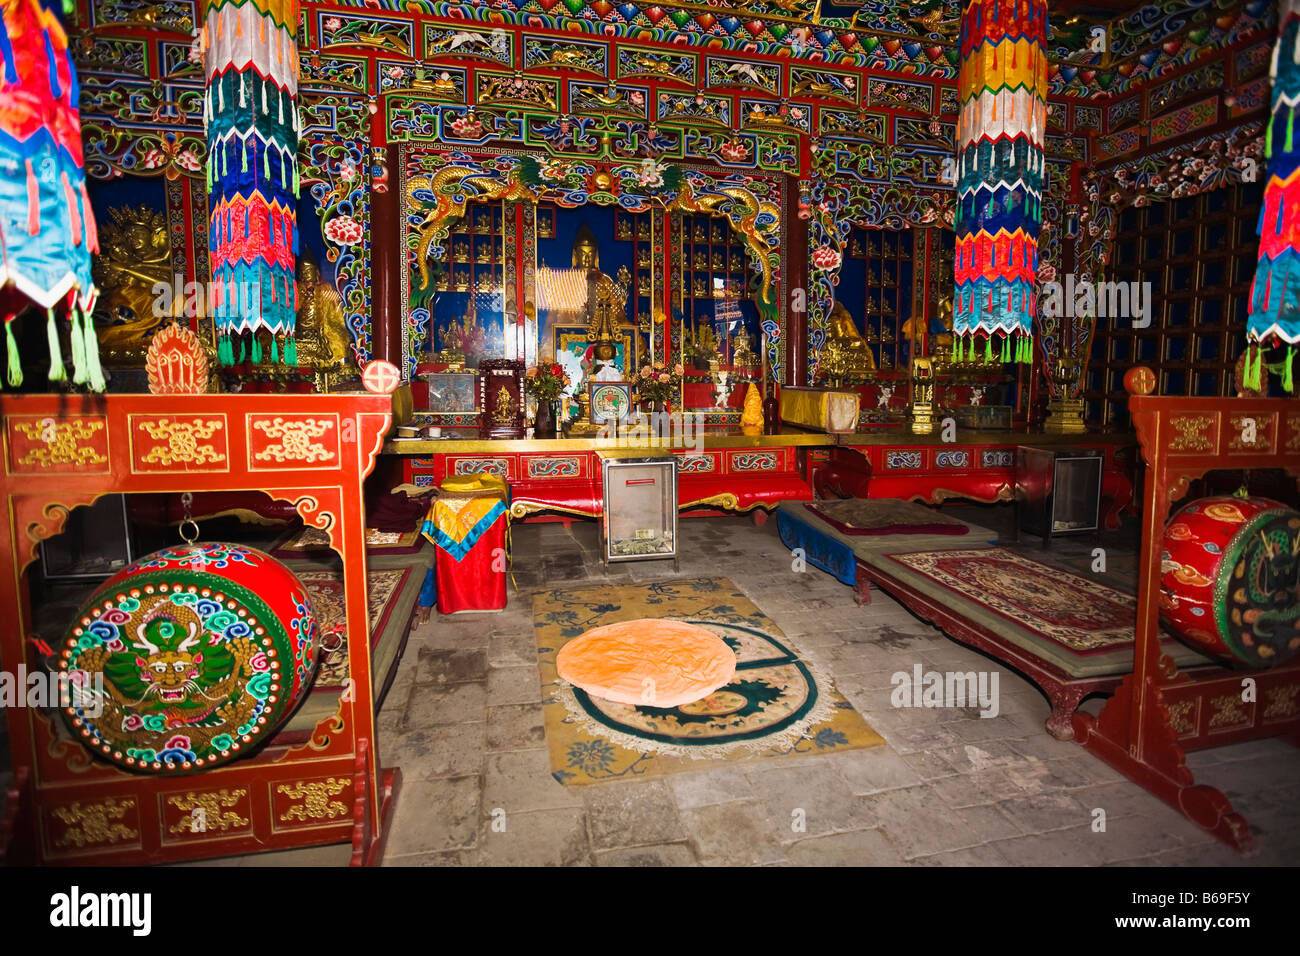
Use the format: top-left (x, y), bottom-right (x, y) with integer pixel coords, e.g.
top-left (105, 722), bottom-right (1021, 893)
top-left (556, 619), bottom-right (737, 708)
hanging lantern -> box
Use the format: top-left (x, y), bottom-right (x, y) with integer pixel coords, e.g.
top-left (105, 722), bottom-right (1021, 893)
top-left (202, 0), bottom-right (300, 366)
top-left (0, 0), bottom-right (105, 389)
top-left (56, 542), bottom-right (320, 773)
top-left (953, 0), bottom-right (1048, 365)
top-left (1246, 0), bottom-right (1300, 392)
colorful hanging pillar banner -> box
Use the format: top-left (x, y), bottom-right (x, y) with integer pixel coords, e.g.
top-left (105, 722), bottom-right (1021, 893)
top-left (0, 0), bottom-right (105, 389)
top-left (953, 0), bottom-right (1048, 364)
top-left (1247, 0), bottom-right (1300, 391)
top-left (202, 0), bottom-right (299, 365)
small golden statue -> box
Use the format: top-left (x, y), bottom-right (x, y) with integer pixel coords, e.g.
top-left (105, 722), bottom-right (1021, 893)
top-left (493, 384), bottom-right (516, 424)
top-left (741, 382), bottom-right (764, 435)
top-left (820, 301), bottom-right (876, 386)
top-left (732, 326), bottom-right (759, 368)
top-left (910, 356), bottom-right (935, 435)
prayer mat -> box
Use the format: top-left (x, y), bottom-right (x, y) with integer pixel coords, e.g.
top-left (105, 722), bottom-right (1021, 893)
top-left (291, 567), bottom-right (409, 689)
top-left (884, 548), bottom-right (1169, 656)
top-left (805, 499), bottom-right (969, 536)
top-left (271, 525), bottom-right (424, 558)
top-left (533, 577), bottom-right (883, 784)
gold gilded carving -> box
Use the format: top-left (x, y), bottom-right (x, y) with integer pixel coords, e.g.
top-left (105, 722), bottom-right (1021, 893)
top-left (137, 418), bottom-right (225, 466)
top-left (166, 789), bottom-right (250, 834)
top-left (13, 419), bottom-right (108, 468)
top-left (1227, 414), bottom-right (1275, 453)
top-left (1208, 693), bottom-right (1249, 729)
top-left (1285, 415), bottom-right (1300, 452)
top-left (1262, 683), bottom-right (1299, 721)
top-left (253, 418), bottom-right (336, 463)
top-left (1168, 415), bottom-right (1215, 452)
top-left (1165, 698), bottom-right (1196, 736)
top-left (277, 778), bottom-right (349, 822)
top-left (51, 797), bottom-right (138, 848)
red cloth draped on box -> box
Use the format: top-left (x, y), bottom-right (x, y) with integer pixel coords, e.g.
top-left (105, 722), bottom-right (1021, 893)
top-left (422, 475), bottom-right (509, 614)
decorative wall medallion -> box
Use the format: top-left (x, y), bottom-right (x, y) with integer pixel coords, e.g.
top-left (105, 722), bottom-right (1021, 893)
top-left (1168, 414), bottom-right (1216, 453)
top-left (1208, 693), bottom-right (1250, 730)
top-left (276, 778), bottom-right (349, 823)
top-left (527, 456), bottom-right (580, 478)
top-left (1263, 683), bottom-right (1300, 721)
top-left (886, 450), bottom-right (923, 470)
top-left (130, 416), bottom-right (228, 472)
top-left (731, 452), bottom-right (778, 472)
top-left (678, 454), bottom-right (714, 473)
top-left (8, 417), bottom-right (109, 473)
top-left (1165, 698), bottom-right (1196, 737)
top-left (248, 415), bottom-right (340, 468)
top-left (49, 797), bottom-right (139, 850)
top-left (164, 788), bottom-right (251, 836)
top-left (453, 457), bottom-right (510, 477)
top-left (1227, 413), bottom-right (1276, 453)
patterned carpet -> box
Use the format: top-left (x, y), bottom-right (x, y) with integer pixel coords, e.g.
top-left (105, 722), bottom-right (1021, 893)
top-left (885, 547), bottom-right (1161, 655)
top-left (294, 568), bottom-right (407, 689)
top-left (533, 577), bottom-right (882, 784)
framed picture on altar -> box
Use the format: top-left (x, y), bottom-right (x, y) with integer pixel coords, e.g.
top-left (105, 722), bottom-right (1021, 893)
top-left (589, 381), bottom-right (632, 425)
top-left (556, 328), bottom-right (637, 382)
top-left (424, 372), bottom-right (479, 414)
top-left (477, 359), bottom-right (526, 439)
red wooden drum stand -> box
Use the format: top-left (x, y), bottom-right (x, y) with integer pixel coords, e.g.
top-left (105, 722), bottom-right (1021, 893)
top-left (0, 392), bottom-right (401, 865)
top-left (1073, 373), bottom-right (1300, 855)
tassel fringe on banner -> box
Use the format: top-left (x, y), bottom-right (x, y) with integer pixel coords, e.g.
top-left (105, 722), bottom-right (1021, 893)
top-left (1247, 0), bottom-right (1300, 391)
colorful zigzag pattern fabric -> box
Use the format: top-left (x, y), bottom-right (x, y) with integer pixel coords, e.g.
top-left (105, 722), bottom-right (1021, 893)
top-left (953, 0), bottom-right (1047, 365)
top-left (1247, 0), bottom-right (1300, 390)
top-left (202, 0), bottom-right (300, 365)
top-left (0, 0), bottom-right (104, 388)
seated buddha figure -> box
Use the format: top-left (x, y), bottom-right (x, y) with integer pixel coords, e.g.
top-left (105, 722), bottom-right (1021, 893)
top-left (820, 301), bottom-right (875, 387)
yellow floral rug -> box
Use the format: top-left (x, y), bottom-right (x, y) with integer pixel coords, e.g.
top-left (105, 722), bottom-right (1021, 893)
top-left (534, 577), bottom-right (883, 784)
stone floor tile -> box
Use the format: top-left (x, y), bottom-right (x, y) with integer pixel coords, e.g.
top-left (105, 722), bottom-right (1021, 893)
top-left (682, 800), bottom-right (789, 866)
top-left (484, 702), bottom-right (546, 753)
top-left (486, 664), bottom-right (543, 706)
top-left (669, 767), bottom-right (757, 809)
top-left (482, 749), bottom-right (583, 814)
top-left (476, 807), bottom-right (590, 866)
top-left (403, 681), bottom-right (487, 729)
top-left (584, 779), bottom-right (687, 850)
top-left (385, 776), bottom-right (481, 856)
top-left (414, 647), bottom-right (489, 685)
top-left (595, 843), bottom-right (698, 866)
top-left (784, 828), bottom-right (906, 866)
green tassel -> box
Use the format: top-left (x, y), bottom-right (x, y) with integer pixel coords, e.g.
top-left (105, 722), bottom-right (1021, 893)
top-left (252, 336), bottom-right (263, 364)
top-left (286, 335), bottom-right (298, 366)
top-left (218, 334), bottom-right (229, 366)
top-left (69, 309), bottom-right (87, 385)
top-left (83, 314), bottom-right (105, 392)
top-left (46, 309), bottom-right (66, 382)
top-left (271, 334), bottom-right (280, 364)
top-left (6, 320), bottom-right (22, 388)
top-left (1285, 345), bottom-right (1295, 394)
top-left (1248, 344), bottom-right (1261, 391)
top-left (984, 335), bottom-right (993, 362)
top-left (1002, 336), bottom-right (1011, 363)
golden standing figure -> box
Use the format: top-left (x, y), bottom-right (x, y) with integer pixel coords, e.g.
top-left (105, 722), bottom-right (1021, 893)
top-left (493, 384), bottom-right (516, 424)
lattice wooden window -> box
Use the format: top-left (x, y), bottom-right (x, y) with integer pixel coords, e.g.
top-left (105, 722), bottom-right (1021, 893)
top-left (1084, 180), bottom-right (1263, 428)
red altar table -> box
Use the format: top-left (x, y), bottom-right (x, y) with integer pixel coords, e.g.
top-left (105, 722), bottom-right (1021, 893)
top-left (0, 392), bottom-right (400, 866)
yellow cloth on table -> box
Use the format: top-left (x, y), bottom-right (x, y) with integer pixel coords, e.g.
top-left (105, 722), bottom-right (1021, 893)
top-left (423, 474), bottom-right (508, 559)
top-left (779, 386), bottom-right (860, 434)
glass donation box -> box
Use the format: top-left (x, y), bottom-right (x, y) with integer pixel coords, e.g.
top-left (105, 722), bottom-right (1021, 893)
top-left (1015, 446), bottom-right (1103, 548)
top-left (600, 455), bottom-right (678, 569)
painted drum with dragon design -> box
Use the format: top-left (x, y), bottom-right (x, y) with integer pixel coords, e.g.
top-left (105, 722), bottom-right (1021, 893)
top-left (57, 543), bottom-right (319, 772)
top-left (1160, 496), bottom-right (1300, 667)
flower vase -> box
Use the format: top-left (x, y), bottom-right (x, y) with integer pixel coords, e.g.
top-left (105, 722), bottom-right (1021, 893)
top-left (534, 400), bottom-right (557, 439)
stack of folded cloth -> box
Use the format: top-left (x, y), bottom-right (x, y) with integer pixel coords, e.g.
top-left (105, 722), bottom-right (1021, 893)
top-left (368, 490), bottom-right (430, 532)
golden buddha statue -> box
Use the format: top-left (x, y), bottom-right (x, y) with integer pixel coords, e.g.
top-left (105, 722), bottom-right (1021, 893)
top-left (574, 223), bottom-right (630, 364)
top-left (296, 251), bottom-right (356, 391)
top-left (819, 301), bottom-right (875, 387)
top-left (93, 205), bottom-right (174, 359)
